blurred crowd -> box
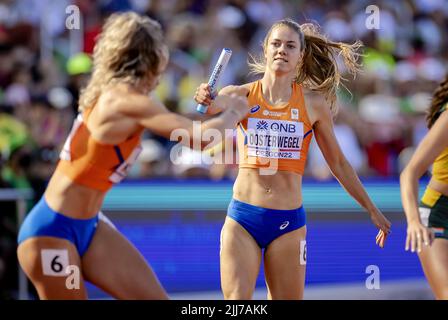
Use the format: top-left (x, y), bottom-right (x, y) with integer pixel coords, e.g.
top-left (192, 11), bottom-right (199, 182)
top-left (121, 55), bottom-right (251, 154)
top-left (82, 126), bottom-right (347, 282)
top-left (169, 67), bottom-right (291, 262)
top-left (0, 0), bottom-right (447, 297)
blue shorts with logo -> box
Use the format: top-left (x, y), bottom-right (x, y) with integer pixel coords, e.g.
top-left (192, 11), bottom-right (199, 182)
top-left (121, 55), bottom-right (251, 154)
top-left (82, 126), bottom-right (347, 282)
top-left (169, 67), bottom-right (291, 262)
top-left (227, 198), bottom-right (306, 249)
top-left (18, 196), bottom-right (100, 256)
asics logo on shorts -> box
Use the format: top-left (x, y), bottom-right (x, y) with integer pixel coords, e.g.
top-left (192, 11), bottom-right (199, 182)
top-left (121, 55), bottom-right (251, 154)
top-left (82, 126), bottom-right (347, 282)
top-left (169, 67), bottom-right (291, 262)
top-left (279, 221), bottom-right (290, 230)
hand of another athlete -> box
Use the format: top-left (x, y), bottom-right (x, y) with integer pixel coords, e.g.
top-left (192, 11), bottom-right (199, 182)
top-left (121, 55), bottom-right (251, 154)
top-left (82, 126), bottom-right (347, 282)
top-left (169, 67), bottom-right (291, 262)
top-left (194, 83), bottom-right (213, 106)
top-left (405, 220), bottom-right (434, 253)
top-left (369, 209), bottom-right (391, 248)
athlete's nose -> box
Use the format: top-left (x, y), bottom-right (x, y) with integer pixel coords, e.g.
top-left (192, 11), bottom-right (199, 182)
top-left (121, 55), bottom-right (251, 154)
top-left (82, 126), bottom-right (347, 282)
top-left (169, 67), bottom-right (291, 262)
top-left (277, 44), bottom-right (287, 56)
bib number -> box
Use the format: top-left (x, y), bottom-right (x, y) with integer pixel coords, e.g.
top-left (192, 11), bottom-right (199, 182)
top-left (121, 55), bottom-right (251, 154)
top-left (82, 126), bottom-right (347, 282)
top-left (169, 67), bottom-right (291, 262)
top-left (41, 249), bottom-right (69, 277)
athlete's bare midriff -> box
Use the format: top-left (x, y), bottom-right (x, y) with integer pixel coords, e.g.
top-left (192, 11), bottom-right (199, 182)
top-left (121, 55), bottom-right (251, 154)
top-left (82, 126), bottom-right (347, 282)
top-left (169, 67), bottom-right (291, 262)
top-left (44, 169), bottom-right (106, 219)
top-left (428, 178), bottom-right (448, 198)
top-left (233, 167), bottom-right (302, 210)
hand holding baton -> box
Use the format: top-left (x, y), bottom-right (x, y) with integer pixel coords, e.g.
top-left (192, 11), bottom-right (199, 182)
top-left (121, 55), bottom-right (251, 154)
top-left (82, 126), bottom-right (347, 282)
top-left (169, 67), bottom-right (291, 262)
top-left (196, 48), bottom-right (232, 114)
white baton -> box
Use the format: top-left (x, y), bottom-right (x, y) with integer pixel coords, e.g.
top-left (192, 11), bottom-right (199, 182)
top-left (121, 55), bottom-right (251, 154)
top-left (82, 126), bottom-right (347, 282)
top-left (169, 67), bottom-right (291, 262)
top-left (196, 48), bottom-right (232, 113)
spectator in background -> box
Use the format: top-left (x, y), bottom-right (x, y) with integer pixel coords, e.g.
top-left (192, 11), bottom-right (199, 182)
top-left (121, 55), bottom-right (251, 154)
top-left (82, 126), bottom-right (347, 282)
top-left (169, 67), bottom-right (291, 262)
top-left (65, 53), bottom-right (92, 117)
top-left (172, 146), bottom-right (212, 179)
top-left (307, 105), bottom-right (366, 180)
top-left (358, 94), bottom-right (406, 176)
top-left (0, 105), bottom-right (29, 161)
top-left (130, 139), bottom-right (169, 178)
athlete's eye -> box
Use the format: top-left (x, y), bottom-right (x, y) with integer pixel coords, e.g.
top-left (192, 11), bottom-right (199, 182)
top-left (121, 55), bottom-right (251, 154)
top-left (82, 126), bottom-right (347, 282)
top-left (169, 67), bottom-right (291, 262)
top-left (271, 42), bottom-right (280, 47)
top-left (287, 44), bottom-right (296, 49)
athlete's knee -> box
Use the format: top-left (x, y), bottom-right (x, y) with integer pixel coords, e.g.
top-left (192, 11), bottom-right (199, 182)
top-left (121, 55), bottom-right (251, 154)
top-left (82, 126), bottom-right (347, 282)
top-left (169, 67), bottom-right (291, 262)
top-left (435, 287), bottom-right (448, 300)
top-left (17, 245), bottom-right (39, 279)
top-left (268, 288), bottom-right (303, 300)
top-left (223, 285), bottom-right (253, 300)
top-left (136, 283), bottom-right (169, 300)
top-left (137, 290), bottom-right (169, 300)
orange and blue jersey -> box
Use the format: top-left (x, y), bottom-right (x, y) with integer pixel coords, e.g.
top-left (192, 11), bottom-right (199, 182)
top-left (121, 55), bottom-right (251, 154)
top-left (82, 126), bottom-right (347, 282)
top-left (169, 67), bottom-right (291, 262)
top-left (237, 80), bottom-right (313, 175)
top-left (17, 106), bottom-right (140, 255)
top-left (56, 108), bottom-right (144, 192)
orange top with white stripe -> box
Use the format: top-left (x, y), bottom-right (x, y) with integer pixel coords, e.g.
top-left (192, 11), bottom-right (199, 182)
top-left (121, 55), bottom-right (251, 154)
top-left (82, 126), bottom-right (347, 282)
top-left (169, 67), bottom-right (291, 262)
top-left (237, 80), bottom-right (313, 175)
top-left (56, 108), bottom-right (144, 192)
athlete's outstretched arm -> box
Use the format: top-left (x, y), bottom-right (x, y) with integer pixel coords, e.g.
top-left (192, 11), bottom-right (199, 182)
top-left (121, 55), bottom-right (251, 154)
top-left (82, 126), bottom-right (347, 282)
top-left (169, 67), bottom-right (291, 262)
top-left (310, 95), bottom-right (391, 246)
top-left (400, 110), bottom-right (448, 252)
top-left (119, 93), bottom-right (249, 150)
top-left (194, 83), bottom-right (250, 115)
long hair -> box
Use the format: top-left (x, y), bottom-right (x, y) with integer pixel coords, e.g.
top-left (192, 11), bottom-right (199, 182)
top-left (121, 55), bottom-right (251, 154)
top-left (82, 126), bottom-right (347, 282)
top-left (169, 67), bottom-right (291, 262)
top-left (426, 74), bottom-right (448, 128)
top-left (78, 12), bottom-right (166, 111)
top-left (248, 18), bottom-right (362, 115)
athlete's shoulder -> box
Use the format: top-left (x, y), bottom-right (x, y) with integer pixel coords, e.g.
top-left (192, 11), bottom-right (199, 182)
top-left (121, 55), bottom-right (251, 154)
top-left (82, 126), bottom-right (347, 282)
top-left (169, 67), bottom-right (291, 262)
top-left (302, 87), bottom-right (325, 105)
top-left (301, 88), bottom-right (331, 125)
top-left (100, 86), bottom-right (167, 119)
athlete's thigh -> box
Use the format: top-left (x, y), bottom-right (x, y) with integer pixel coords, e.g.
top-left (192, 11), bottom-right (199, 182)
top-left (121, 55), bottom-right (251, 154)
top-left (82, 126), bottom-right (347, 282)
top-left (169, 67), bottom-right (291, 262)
top-left (17, 236), bottom-right (87, 299)
top-left (264, 226), bottom-right (307, 300)
top-left (81, 216), bottom-right (168, 300)
top-left (220, 217), bottom-right (262, 299)
top-left (418, 238), bottom-right (448, 299)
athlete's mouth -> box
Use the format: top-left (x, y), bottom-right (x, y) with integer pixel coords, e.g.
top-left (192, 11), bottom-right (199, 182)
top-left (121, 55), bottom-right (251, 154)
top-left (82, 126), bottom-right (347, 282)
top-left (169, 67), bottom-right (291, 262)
top-left (274, 57), bottom-right (288, 62)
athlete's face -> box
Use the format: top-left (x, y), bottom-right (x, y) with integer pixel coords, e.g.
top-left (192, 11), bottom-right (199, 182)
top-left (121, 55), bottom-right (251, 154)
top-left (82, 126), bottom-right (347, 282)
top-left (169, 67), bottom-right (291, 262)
top-left (265, 26), bottom-right (302, 76)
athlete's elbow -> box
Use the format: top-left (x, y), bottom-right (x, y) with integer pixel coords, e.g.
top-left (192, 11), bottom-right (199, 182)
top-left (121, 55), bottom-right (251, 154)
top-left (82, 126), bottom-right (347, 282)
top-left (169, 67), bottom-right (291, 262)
top-left (327, 156), bottom-right (349, 176)
top-left (399, 167), bottom-right (414, 186)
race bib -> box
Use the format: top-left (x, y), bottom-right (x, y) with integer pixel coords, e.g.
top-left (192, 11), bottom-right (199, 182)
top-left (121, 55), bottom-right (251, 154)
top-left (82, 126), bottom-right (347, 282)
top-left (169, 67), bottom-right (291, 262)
top-left (246, 118), bottom-right (303, 160)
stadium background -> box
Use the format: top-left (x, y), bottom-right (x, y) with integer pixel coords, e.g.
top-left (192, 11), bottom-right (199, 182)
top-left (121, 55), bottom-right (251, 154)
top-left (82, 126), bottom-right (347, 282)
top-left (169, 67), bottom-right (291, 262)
top-left (1, 0), bottom-right (447, 299)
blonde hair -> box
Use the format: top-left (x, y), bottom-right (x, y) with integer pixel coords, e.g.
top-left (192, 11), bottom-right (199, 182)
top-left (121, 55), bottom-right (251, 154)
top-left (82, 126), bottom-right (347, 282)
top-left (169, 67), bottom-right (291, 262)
top-left (248, 18), bottom-right (362, 115)
top-left (78, 12), bottom-right (166, 111)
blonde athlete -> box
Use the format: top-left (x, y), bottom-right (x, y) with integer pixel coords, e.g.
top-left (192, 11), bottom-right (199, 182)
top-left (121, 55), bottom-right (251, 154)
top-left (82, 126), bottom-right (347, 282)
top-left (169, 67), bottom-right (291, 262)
top-left (17, 12), bottom-right (249, 300)
top-left (401, 74), bottom-right (448, 299)
top-left (195, 19), bottom-right (391, 300)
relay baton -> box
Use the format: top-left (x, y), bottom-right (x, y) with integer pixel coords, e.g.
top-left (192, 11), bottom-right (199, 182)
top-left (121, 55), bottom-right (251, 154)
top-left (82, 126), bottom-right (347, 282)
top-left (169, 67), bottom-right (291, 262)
top-left (196, 48), bottom-right (232, 113)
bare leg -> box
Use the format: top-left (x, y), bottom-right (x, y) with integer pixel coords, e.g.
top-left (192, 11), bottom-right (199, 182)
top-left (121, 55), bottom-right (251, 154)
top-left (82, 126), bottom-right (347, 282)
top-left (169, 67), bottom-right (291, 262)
top-left (220, 217), bottom-right (262, 299)
top-left (264, 226), bottom-right (307, 300)
top-left (17, 237), bottom-right (88, 299)
top-left (81, 218), bottom-right (168, 300)
top-left (418, 238), bottom-right (448, 300)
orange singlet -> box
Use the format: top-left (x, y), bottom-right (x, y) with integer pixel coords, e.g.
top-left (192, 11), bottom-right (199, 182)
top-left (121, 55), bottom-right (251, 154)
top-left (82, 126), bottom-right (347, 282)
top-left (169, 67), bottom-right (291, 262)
top-left (237, 80), bottom-right (313, 174)
top-left (56, 108), bottom-right (144, 192)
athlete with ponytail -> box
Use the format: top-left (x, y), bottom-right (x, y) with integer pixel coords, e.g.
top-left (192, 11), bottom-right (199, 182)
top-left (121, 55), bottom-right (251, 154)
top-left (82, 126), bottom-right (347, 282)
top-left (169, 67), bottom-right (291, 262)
top-left (195, 19), bottom-right (391, 300)
top-left (401, 74), bottom-right (448, 299)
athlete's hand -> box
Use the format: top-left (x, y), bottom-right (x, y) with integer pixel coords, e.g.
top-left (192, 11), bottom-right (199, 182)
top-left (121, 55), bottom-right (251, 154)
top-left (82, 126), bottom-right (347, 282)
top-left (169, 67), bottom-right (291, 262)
top-left (194, 83), bottom-right (213, 106)
top-left (216, 94), bottom-right (249, 120)
top-left (369, 208), bottom-right (391, 248)
top-left (405, 220), bottom-right (434, 253)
